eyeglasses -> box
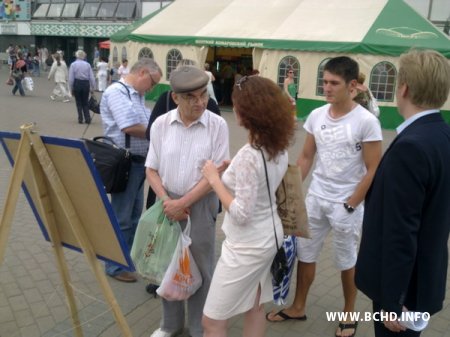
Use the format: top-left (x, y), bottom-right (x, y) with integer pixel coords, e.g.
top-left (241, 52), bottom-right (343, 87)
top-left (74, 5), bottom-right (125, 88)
top-left (143, 71), bottom-right (160, 91)
top-left (288, 71), bottom-right (294, 74)
top-left (180, 91), bottom-right (209, 105)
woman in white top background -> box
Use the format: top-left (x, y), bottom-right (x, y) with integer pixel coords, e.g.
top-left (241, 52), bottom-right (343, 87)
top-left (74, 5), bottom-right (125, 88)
top-left (118, 59), bottom-right (130, 79)
top-left (48, 53), bottom-right (70, 102)
top-left (96, 56), bottom-right (109, 92)
top-left (204, 62), bottom-right (218, 104)
top-left (201, 75), bottom-right (296, 337)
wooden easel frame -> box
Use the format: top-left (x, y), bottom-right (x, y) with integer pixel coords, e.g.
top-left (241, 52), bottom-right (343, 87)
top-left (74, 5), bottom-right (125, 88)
top-left (0, 124), bottom-right (133, 337)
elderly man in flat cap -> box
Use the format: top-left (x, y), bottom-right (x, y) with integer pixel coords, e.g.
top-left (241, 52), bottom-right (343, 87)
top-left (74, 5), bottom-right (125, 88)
top-left (146, 65), bottom-right (230, 337)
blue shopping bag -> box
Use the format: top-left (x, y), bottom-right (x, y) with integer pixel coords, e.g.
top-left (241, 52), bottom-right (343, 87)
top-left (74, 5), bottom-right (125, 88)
top-left (272, 235), bottom-right (297, 305)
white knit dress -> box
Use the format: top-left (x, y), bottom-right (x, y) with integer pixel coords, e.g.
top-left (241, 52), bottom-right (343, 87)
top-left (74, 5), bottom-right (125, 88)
top-left (203, 144), bottom-right (287, 320)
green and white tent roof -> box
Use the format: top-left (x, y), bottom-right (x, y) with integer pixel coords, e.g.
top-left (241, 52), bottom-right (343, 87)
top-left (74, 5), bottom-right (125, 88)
top-left (112, 0), bottom-right (450, 57)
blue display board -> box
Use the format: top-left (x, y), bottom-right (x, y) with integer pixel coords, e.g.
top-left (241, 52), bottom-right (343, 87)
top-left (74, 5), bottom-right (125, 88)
top-left (0, 131), bottom-right (134, 271)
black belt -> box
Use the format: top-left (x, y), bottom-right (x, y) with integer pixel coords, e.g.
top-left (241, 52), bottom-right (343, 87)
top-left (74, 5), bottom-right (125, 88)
top-left (74, 78), bottom-right (89, 82)
top-left (131, 155), bottom-right (146, 163)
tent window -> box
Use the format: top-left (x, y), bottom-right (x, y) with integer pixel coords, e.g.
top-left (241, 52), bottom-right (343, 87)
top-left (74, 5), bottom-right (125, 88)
top-left (316, 58), bottom-right (331, 96)
top-left (113, 47), bottom-right (118, 64)
top-left (370, 62), bottom-right (396, 102)
top-left (47, 4), bottom-right (65, 17)
top-left (98, 3), bottom-right (118, 18)
top-left (166, 49), bottom-right (183, 80)
top-left (116, 2), bottom-right (136, 19)
top-left (138, 48), bottom-right (154, 60)
top-left (33, 4), bottom-right (50, 17)
top-left (277, 56), bottom-right (300, 89)
top-left (61, 4), bottom-right (79, 18)
top-left (80, 3), bottom-right (100, 17)
top-left (121, 47), bottom-right (128, 62)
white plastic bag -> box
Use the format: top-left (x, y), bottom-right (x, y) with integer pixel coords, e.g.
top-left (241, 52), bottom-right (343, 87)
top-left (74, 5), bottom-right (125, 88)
top-left (22, 77), bottom-right (34, 91)
top-left (156, 217), bottom-right (202, 301)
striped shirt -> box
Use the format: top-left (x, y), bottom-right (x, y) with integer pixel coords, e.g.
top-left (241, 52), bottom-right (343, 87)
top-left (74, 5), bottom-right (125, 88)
top-left (100, 81), bottom-right (151, 157)
top-left (146, 108), bottom-right (230, 195)
top-left (68, 59), bottom-right (96, 90)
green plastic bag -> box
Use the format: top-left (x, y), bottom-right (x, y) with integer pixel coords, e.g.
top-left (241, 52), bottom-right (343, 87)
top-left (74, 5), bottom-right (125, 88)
top-left (131, 200), bottom-right (182, 284)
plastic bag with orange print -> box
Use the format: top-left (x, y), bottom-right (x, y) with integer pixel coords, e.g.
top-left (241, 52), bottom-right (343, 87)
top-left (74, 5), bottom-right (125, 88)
top-left (157, 217), bottom-right (202, 301)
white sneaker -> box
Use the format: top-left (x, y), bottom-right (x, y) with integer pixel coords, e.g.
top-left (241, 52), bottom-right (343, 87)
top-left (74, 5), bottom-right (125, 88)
top-left (50, 95), bottom-right (55, 101)
top-left (150, 329), bottom-right (172, 337)
top-left (63, 99), bottom-right (71, 103)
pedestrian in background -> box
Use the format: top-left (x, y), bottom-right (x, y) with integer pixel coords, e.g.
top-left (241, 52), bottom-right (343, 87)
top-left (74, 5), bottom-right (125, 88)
top-left (118, 59), bottom-right (130, 79)
top-left (48, 53), bottom-right (70, 103)
top-left (96, 56), bottom-right (109, 92)
top-left (68, 50), bottom-right (96, 124)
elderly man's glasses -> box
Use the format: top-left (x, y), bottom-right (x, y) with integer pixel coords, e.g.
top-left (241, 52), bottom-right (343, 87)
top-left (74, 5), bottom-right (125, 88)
top-left (180, 91), bottom-right (209, 105)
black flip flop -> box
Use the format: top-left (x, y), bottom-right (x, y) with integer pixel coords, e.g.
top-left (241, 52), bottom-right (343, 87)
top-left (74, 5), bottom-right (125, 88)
top-left (265, 310), bottom-right (307, 322)
top-left (336, 321), bottom-right (358, 337)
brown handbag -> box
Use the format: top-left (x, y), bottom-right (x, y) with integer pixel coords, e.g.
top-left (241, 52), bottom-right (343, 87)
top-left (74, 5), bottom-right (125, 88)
top-left (276, 165), bottom-right (310, 238)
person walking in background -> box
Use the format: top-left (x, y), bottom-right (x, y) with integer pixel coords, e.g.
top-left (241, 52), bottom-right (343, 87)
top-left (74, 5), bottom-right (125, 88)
top-left (284, 67), bottom-right (297, 117)
top-left (32, 53), bottom-right (40, 77)
top-left (146, 65), bottom-right (229, 337)
top-left (11, 52), bottom-right (27, 97)
top-left (96, 56), bottom-right (109, 92)
top-left (68, 50), bottom-right (96, 124)
top-left (355, 49), bottom-right (450, 337)
top-left (100, 58), bottom-right (162, 283)
top-left (40, 46), bottom-right (49, 72)
top-left (93, 47), bottom-right (99, 70)
top-left (204, 63), bottom-right (217, 104)
top-left (109, 62), bottom-right (120, 84)
top-left (352, 72), bottom-right (380, 117)
top-left (118, 59), bottom-right (130, 79)
top-left (48, 53), bottom-right (70, 103)
top-left (267, 56), bottom-right (382, 337)
top-left (201, 75), bottom-right (295, 337)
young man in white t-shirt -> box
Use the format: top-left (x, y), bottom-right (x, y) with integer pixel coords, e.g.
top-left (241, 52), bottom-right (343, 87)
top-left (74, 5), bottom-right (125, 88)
top-left (267, 56), bottom-right (382, 337)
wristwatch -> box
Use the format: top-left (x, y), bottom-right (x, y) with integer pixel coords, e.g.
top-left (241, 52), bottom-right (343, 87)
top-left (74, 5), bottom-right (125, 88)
top-left (343, 202), bottom-right (355, 213)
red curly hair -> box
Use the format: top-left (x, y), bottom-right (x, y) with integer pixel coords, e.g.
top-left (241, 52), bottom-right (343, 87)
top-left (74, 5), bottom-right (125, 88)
top-left (232, 76), bottom-right (295, 160)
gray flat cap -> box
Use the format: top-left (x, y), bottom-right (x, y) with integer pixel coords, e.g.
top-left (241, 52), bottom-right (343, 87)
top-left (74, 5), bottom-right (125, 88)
top-left (170, 65), bottom-right (209, 93)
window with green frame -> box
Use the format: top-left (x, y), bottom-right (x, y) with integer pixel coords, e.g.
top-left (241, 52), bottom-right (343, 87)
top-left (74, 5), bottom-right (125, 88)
top-left (166, 49), bottom-right (182, 80)
top-left (316, 58), bottom-right (331, 96)
top-left (277, 56), bottom-right (300, 89)
top-left (369, 62), bottom-right (396, 101)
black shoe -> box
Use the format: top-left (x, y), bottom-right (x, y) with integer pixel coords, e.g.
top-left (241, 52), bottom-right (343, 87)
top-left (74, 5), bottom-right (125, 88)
top-left (146, 283), bottom-right (158, 298)
top-left (78, 120), bottom-right (83, 124)
top-left (85, 119), bottom-right (91, 124)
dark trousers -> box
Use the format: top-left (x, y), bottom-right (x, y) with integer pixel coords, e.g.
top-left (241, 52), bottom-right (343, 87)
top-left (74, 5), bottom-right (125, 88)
top-left (12, 76), bottom-right (25, 96)
top-left (73, 79), bottom-right (91, 123)
top-left (372, 302), bottom-right (421, 337)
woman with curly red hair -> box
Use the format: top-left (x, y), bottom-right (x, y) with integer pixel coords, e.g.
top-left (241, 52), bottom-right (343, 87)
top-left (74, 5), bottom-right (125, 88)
top-left (201, 75), bottom-right (296, 336)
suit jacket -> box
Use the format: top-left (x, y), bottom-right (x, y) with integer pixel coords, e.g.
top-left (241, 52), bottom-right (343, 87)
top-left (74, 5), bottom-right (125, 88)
top-left (355, 113), bottom-right (450, 316)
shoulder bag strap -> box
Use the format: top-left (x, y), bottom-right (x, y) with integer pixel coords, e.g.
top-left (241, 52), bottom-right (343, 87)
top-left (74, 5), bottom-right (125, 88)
top-left (260, 149), bottom-right (280, 251)
top-left (116, 81), bottom-right (132, 148)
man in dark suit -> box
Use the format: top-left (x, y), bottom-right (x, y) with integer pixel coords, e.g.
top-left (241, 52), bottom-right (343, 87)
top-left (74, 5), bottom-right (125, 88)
top-left (355, 49), bottom-right (450, 337)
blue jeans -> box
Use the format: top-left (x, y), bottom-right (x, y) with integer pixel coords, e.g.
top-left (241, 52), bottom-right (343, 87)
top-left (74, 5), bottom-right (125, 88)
top-left (105, 161), bottom-right (145, 276)
top-left (12, 77), bottom-right (25, 96)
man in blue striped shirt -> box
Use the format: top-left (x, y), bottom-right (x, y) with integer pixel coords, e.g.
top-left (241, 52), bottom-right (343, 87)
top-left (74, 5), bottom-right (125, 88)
top-left (100, 58), bottom-right (162, 282)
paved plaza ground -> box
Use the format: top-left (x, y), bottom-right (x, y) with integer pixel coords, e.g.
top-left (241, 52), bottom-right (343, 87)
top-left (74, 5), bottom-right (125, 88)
top-left (0, 66), bottom-right (449, 337)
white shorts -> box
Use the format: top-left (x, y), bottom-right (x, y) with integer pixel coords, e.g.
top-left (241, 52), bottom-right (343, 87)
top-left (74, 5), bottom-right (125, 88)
top-left (297, 194), bottom-right (363, 270)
